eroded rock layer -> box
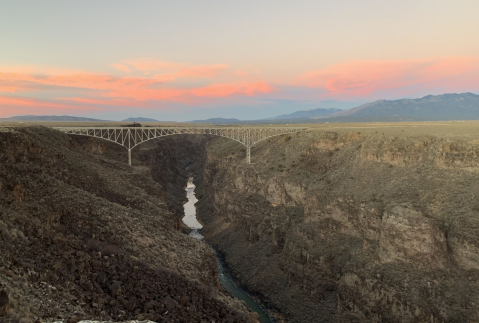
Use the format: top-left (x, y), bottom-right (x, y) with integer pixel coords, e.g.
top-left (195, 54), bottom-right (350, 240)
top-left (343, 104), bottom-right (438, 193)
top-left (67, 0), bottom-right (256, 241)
top-left (199, 130), bottom-right (479, 323)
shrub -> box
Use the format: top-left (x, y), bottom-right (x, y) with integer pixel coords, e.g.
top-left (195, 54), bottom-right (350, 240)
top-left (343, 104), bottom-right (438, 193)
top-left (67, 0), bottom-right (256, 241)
top-left (86, 239), bottom-right (124, 256)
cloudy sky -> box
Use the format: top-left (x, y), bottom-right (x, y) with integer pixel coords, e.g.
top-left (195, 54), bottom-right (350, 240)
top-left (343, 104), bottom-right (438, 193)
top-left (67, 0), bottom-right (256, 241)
top-left (1, 0), bottom-right (478, 121)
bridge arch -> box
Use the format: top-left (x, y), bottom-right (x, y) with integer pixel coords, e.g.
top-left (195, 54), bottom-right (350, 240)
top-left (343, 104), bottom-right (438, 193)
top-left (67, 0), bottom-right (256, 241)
top-left (53, 127), bottom-right (307, 165)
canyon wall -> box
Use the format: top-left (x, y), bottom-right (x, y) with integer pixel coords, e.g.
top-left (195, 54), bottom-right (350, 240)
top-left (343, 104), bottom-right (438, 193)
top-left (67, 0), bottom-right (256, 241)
top-left (199, 130), bottom-right (479, 323)
top-left (0, 127), bottom-right (255, 322)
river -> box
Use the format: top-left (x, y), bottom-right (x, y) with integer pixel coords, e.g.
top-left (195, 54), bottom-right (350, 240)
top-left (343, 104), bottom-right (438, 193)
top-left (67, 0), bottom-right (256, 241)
top-left (182, 177), bottom-right (272, 323)
top-left (182, 177), bottom-right (204, 240)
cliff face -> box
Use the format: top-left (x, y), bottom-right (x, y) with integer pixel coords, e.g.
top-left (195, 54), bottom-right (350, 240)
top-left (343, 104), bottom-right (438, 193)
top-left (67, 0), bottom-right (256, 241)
top-left (199, 130), bottom-right (479, 323)
top-left (0, 127), bottom-right (255, 322)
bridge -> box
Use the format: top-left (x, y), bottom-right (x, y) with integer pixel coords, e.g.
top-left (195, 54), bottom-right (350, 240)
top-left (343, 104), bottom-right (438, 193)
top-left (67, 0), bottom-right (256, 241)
top-left (53, 127), bottom-right (307, 165)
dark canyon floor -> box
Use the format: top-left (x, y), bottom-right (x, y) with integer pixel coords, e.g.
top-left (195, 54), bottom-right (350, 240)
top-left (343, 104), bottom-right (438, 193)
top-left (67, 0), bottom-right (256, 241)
top-left (2, 123), bottom-right (479, 323)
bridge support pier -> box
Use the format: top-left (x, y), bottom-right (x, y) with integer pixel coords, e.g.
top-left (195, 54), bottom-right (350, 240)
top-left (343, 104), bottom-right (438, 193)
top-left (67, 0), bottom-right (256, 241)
top-left (246, 146), bottom-right (251, 164)
top-left (128, 149), bottom-right (131, 166)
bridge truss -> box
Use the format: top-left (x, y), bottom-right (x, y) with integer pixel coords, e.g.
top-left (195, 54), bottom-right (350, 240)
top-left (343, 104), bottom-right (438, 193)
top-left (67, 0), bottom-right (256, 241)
top-left (53, 127), bottom-right (307, 165)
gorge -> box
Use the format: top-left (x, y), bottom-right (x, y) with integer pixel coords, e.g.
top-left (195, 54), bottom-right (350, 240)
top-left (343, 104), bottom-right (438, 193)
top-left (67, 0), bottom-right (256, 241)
top-left (2, 124), bottom-right (479, 322)
top-left (182, 176), bottom-right (271, 322)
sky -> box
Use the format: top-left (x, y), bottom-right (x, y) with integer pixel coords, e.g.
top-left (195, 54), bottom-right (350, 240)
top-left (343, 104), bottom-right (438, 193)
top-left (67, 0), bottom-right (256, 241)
top-left (0, 0), bottom-right (478, 121)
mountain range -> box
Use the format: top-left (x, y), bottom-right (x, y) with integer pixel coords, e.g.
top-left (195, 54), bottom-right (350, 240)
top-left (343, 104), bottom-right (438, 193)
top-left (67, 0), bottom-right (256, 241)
top-left (1, 93), bottom-right (478, 124)
top-left (190, 118), bottom-right (241, 124)
top-left (329, 92), bottom-right (479, 120)
top-left (189, 93), bottom-right (479, 123)
top-left (264, 108), bottom-right (342, 120)
top-left (122, 117), bottom-right (160, 122)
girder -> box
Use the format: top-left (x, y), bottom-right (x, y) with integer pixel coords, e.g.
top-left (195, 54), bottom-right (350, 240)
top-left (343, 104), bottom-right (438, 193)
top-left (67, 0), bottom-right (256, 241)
top-left (53, 126), bottom-right (307, 165)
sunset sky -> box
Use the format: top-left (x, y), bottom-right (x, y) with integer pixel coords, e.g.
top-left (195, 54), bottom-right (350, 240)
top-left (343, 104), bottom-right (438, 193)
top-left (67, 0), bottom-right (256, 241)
top-left (1, 0), bottom-right (478, 121)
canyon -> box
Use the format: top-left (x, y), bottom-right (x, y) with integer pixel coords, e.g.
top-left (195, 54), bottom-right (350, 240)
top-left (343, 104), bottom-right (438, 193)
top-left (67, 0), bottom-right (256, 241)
top-left (2, 123), bottom-right (479, 322)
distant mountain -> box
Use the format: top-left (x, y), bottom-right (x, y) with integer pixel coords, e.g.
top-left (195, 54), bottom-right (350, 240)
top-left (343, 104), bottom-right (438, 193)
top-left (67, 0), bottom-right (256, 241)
top-left (0, 115), bottom-right (107, 122)
top-left (190, 118), bottom-right (242, 124)
top-left (329, 93), bottom-right (479, 120)
top-left (122, 117), bottom-right (159, 122)
top-left (266, 108), bottom-right (342, 120)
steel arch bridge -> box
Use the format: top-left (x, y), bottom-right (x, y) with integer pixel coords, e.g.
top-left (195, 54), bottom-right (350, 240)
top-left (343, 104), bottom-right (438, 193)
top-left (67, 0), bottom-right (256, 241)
top-left (53, 127), bottom-right (307, 165)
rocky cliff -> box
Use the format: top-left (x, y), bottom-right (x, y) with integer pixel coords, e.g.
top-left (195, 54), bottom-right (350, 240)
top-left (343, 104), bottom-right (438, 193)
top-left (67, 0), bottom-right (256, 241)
top-left (0, 126), bottom-right (256, 322)
top-left (199, 129), bottom-right (479, 323)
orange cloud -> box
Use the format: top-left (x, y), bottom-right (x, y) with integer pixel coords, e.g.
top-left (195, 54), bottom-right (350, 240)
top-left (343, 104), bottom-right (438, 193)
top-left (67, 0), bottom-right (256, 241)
top-left (0, 86), bottom-right (19, 93)
top-left (153, 74), bottom-right (176, 83)
top-left (0, 60), bottom-right (274, 117)
top-left (0, 95), bottom-right (37, 106)
top-left (57, 97), bottom-right (141, 107)
top-left (296, 57), bottom-right (479, 98)
top-left (105, 88), bottom-right (184, 101)
top-left (0, 95), bottom-right (94, 110)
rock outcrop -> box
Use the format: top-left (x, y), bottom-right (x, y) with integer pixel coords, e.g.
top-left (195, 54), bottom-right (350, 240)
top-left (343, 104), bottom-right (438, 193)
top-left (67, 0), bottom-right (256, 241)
top-left (199, 130), bottom-right (479, 322)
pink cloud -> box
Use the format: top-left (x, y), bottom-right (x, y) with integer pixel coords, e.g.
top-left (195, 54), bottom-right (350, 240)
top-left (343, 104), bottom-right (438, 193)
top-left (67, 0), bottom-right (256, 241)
top-left (0, 60), bottom-right (274, 117)
top-left (295, 57), bottom-right (479, 99)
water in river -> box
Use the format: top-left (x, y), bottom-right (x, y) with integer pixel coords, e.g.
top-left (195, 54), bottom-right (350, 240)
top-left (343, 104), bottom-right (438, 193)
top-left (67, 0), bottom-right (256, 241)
top-left (216, 255), bottom-right (272, 323)
top-left (182, 177), bottom-right (272, 323)
top-left (182, 177), bottom-right (204, 240)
